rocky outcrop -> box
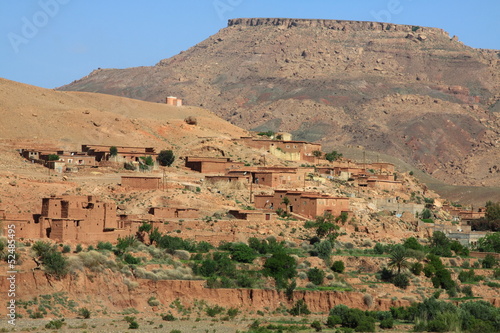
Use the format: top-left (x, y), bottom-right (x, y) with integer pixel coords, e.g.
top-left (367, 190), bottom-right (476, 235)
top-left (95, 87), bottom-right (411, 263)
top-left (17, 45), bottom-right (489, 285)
top-left (228, 18), bottom-right (447, 35)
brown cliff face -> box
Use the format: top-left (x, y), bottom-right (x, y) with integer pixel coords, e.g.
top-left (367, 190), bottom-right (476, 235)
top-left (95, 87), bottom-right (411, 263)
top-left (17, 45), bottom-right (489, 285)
top-left (59, 18), bottom-right (500, 187)
top-left (0, 270), bottom-right (410, 317)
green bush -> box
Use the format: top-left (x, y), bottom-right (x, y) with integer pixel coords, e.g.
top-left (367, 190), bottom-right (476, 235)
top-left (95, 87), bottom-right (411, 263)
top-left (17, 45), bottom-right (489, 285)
top-left (78, 307), bottom-right (91, 319)
top-left (393, 274), bottom-right (410, 289)
top-left (157, 150), bottom-right (175, 167)
top-left (263, 251), bottom-right (297, 289)
top-left (373, 243), bottom-right (385, 254)
top-left (162, 313), bottom-right (176, 321)
top-left (97, 241), bottom-right (113, 251)
top-left (43, 251), bottom-right (68, 278)
top-left (311, 320), bottom-right (323, 331)
top-left (228, 243), bottom-right (257, 263)
top-left (205, 305), bottom-right (225, 317)
top-left (288, 299), bottom-right (310, 316)
top-left (62, 245), bottom-right (71, 253)
top-left (326, 315), bottom-right (342, 328)
top-left (45, 319), bottom-right (64, 329)
top-left (482, 254), bottom-right (498, 268)
top-left (410, 262), bottom-right (423, 276)
top-left (123, 253), bottom-right (140, 265)
top-left (331, 260), bottom-right (345, 273)
top-left (307, 268), bottom-right (325, 285)
top-left (379, 317), bottom-right (394, 329)
top-left (462, 285), bottom-right (474, 297)
top-left (128, 321), bottom-right (139, 329)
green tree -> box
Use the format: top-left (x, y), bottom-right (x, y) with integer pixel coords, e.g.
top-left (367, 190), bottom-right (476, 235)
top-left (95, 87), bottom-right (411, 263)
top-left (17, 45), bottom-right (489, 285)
top-left (263, 251), bottom-right (297, 289)
top-left (281, 196), bottom-right (290, 213)
top-left (331, 260), bottom-right (345, 273)
top-left (476, 232), bottom-right (500, 253)
top-left (486, 201), bottom-right (500, 221)
top-left (109, 146), bottom-right (118, 157)
top-left (47, 154), bottom-right (59, 161)
top-left (307, 268), bottom-right (325, 285)
top-left (388, 245), bottom-right (410, 274)
top-left (482, 254), bottom-right (498, 268)
top-left (311, 213), bottom-right (340, 241)
top-left (324, 150), bottom-right (342, 162)
top-left (157, 150), bottom-right (175, 167)
top-left (312, 150), bottom-right (323, 158)
top-left (228, 243), bottom-right (257, 263)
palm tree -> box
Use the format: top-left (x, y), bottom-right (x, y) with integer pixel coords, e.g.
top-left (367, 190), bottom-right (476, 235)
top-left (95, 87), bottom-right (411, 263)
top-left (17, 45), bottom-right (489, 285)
top-left (388, 245), bottom-right (410, 274)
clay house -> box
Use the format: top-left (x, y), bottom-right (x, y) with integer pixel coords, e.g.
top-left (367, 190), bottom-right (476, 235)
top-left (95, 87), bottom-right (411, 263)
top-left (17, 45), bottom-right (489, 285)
top-left (37, 195), bottom-right (120, 242)
top-left (121, 175), bottom-right (162, 190)
top-left (236, 136), bottom-right (322, 162)
top-left (369, 162), bottom-right (395, 174)
top-left (21, 149), bottom-right (58, 161)
top-left (166, 96), bottom-right (183, 106)
top-left (148, 207), bottom-right (200, 219)
top-left (205, 174), bottom-right (251, 184)
top-left (254, 189), bottom-right (350, 219)
top-left (82, 144), bottom-right (158, 164)
top-left (184, 156), bottom-right (245, 174)
top-left (375, 198), bottom-right (425, 215)
top-left (458, 207), bottom-right (486, 224)
top-left (0, 210), bottom-right (41, 240)
top-left (228, 209), bottom-right (276, 222)
top-left (227, 166), bottom-right (305, 188)
top-left (366, 178), bottom-right (403, 191)
top-left (55, 151), bottom-right (97, 168)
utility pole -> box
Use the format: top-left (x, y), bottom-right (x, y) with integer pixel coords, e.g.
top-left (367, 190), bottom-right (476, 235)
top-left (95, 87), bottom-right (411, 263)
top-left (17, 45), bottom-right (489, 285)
top-left (249, 178), bottom-right (253, 203)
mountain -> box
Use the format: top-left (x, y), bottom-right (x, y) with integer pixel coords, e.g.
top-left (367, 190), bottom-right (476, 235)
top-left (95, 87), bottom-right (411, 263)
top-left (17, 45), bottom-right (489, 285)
top-left (59, 18), bottom-right (500, 187)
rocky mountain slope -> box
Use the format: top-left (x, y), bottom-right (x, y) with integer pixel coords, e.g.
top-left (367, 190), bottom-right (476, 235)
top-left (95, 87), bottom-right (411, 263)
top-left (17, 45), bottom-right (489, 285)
top-left (59, 18), bottom-right (500, 187)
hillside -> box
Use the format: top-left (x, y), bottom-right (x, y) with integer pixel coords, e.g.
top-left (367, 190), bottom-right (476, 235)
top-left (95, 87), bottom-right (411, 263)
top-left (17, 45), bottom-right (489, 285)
top-left (59, 18), bottom-right (500, 188)
top-left (0, 78), bottom-right (249, 152)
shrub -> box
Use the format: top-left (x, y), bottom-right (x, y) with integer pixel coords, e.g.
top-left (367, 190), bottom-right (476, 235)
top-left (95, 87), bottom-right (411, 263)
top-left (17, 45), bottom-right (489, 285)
top-left (62, 245), bottom-right (71, 253)
top-left (75, 244), bottom-right (83, 253)
top-left (373, 243), bottom-right (385, 254)
top-left (128, 321), bottom-right (139, 329)
top-left (78, 307), bottom-right (91, 319)
top-left (311, 320), bottom-right (323, 331)
top-left (123, 253), bottom-right (140, 265)
top-left (363, 294), bottom-right (373, 308)
top-left (162, 313), bottom-right (176, 321)
top-left (205, 305), bottom-right (225, 317)
top-left (331, 260), bottom-right (345, 273)
top-left (410, 262), bottom-right (423, 276)
top-left (289, 299), bottom-right (310, 316)
top-left (307, 268), bottom-right (325, 285)
top-left (43, 251), bottom-right (68, 278)
top-left (45, 319), bottom-right (64, 329)
top-left (228, 243), bottom-right (257, 263)
top-left (97, 241), bottom-right (113, 251)
top-left (314, 240), bottom-right (333, 260)
top-left (184, 116), bottom-right (197, 125)
top-left (379, 317), bottom-right (394, 329)
top-left (148, 297), bottom-right (160, 307)
top-left (462, 285), bottom-right (474, 297)
top-left (227, 307), bottom-right (239, 319)
top-left (326, 315), bottom-right (342, 328)
top-left (157, 150), bottom-right (175, 167)
top-left (263, 251), bottom-right (297, 289)
top-left (393, 274), bottom-right (410, 289)
top-left (482, 254), bottom-right (498, 269)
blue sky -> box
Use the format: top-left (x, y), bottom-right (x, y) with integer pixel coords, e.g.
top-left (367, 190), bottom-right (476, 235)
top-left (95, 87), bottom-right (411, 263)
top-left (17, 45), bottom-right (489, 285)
top-left (1, 0), bottom-right (499, 88)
